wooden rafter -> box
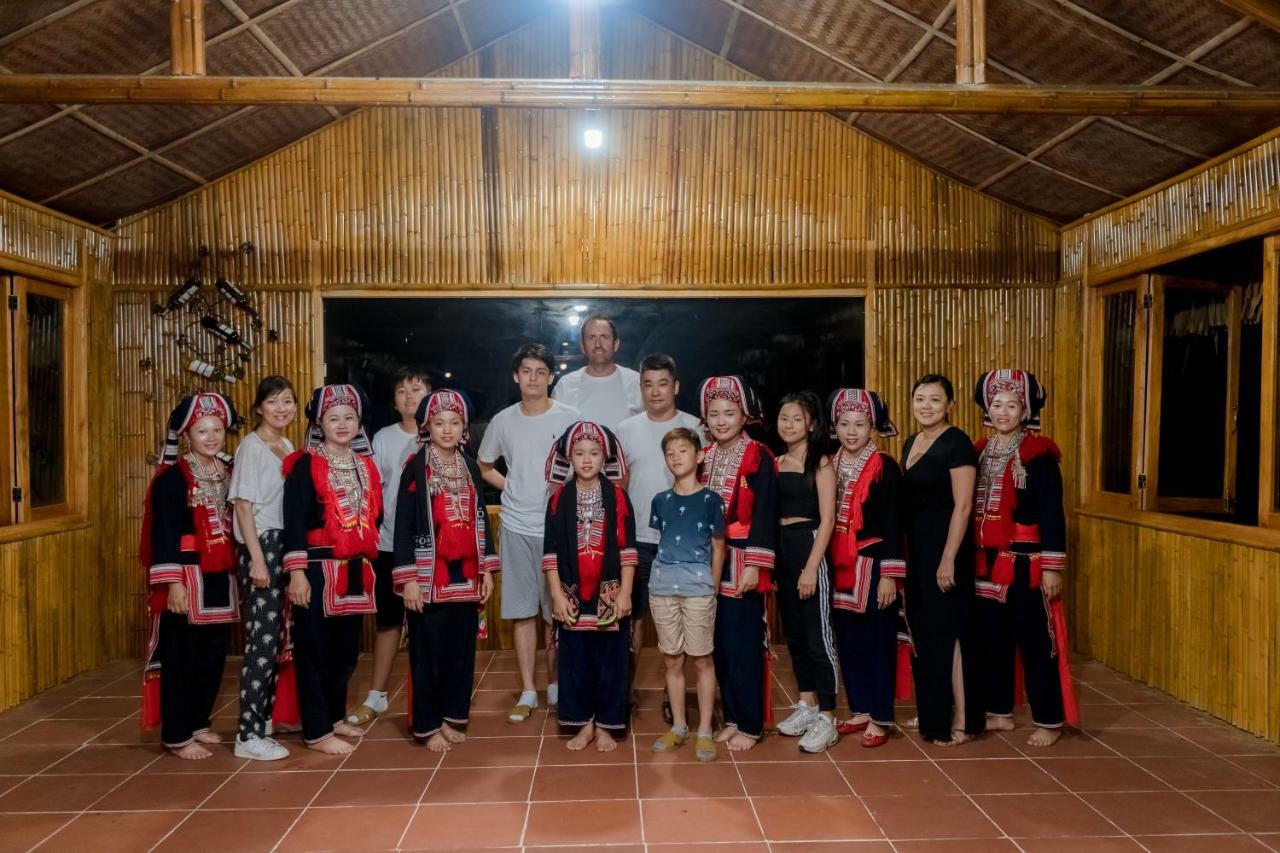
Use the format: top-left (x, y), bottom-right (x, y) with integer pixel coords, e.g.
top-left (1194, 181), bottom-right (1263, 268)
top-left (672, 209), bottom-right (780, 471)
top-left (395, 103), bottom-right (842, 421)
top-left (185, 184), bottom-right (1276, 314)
top-left (2, 75), bottom-right (1278, 114)
top-left (568, 0), bottom-right (601, 79)
top-left (955, 0), bottom-right (986, 83)
top-left (170, 0), bottom-right (206, 76)
top-left (1215, 0), bottom-right (1280, 34)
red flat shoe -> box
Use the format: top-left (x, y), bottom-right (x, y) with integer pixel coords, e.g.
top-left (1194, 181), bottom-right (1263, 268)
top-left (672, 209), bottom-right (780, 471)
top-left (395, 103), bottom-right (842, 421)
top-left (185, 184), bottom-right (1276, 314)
top-left (861, 731), bottom-right (889, 748)
top-left (837, 720), bottom-right (869, 736)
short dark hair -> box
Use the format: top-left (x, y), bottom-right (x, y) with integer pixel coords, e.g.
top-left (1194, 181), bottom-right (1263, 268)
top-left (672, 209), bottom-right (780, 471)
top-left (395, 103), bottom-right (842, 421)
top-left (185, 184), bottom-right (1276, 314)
top-left (394, 365), bottom-right (432, 389)
top-left (579, 313), bottom-right (618, 342)
top-left (912, 373), bottom-right (955, 402)
top-left (250, 375), bottom-right (296, 428)
top-left (639, 353), bottom-right (678, 380)
top-left (511, 342), bottom-right (555, 374)
top-left (661, 426), bottom-right (700, 453)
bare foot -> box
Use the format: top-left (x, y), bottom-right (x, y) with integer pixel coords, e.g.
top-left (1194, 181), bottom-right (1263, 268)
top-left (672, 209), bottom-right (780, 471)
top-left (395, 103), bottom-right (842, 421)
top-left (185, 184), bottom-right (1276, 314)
top-left (714, 724), bottom-right (738, 744)
top-left (441, 723), bottom-right (466, 745)
top-left (596, 728), bottom-right (618, 752)
top-left (193, 730), bottom-right (222, 744)
top-left (567, 723), bottom-right (596, 751)
top-left (308, 735), bottom-right (355, 755)
top-left (866, 721), bottom-right (888, 737)
top-left (1027, 726), bottom-right (1062, 747)
top-left (169, 742), bottom-right (212, 760)
top-left (934, 729), bottom-right (973, 747)
top-left (333, 722), bottom-right (365, 738)
top-left (726, 732), bottom-right (756, 751)
top-left (986, 716), bottom-right (1015, 732)
top-left (846, 713), bottom-right (870, 727)
top-left (425, 731), bottom-right (452, 753)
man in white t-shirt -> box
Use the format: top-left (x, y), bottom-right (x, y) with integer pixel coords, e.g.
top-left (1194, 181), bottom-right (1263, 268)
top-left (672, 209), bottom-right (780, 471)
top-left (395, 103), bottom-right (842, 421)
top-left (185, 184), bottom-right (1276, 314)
top-left (552, 314), bottom-right (642, 430)
top-left (478, 343), bottom-right (579, 722)
top-left (348, 367), bottom-right (431, 727)
top-left (614, 354), bottom-right (703, 709)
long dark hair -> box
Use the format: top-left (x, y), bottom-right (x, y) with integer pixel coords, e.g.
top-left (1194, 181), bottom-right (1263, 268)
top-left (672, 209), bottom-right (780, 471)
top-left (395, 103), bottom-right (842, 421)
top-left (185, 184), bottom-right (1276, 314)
top-left (251, 375), bottom-right (296, 429)
top-left (777, 391), bottom-right (827, 490)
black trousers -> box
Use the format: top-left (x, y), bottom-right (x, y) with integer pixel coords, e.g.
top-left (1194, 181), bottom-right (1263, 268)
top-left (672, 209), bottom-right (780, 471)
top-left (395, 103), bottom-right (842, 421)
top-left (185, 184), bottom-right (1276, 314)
top-left (907, 574), bottom-right (985, 743)
top-left (292, 563), bottom-right (363, 744)
top-left (158, 612), bottom-right (229, 748)
top-left (713, 591), bottom-right (765, 738)
top-left (777, 524), bottom-right (838, 711)
top-left (979, 558), bottom-right (1065, 728)
top-left (834, 569), bottom-right (898, 725)
top-left (236, 532), bottom-right (287, 741)
top-left (557, 621), bottom-right (630, 730)
top-left (407, 602), bottom-right (479, 738)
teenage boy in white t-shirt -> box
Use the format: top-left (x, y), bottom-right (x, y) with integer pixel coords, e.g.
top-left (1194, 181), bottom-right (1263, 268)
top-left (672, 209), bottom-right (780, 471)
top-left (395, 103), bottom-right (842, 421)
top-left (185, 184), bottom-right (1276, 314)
top-left (346, 366), bottom-right (431, 727)
top-left (479, 343), bottom-right (579, 721)
top-left (616, 354), bottom-right (702, 709)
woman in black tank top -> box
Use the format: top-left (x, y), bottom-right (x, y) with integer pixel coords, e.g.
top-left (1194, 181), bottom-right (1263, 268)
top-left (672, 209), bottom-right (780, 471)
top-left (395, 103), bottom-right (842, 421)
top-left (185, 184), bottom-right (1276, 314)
top-left (772, 392), bottom-right (840, 753)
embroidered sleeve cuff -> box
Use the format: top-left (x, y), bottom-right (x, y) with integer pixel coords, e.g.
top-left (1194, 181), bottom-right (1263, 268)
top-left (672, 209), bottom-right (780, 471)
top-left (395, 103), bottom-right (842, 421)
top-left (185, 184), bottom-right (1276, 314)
top-left (283, 550), bottom-right (308, 573)
top-left (1041, 551), bottom-right (1066, 572)
top-left (391, 565), bottom-right (417, 590)
top-left (880, 558), bottom-right (907, 579)
top-left (482, 554), bottom-right (501, 574)
top-left (149, 563), bottom-right (184, 585)
top-left (540, 554), bottom-right (558, 573)
top-left (619, 547), bottom-right (638, 569)
top-left (743, 546), bottom-right (775, 570)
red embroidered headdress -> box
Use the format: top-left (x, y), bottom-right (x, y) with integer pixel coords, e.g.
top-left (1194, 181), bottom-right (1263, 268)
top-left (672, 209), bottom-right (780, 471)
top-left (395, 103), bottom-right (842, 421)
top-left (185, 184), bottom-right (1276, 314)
top-left (699, 375), bottom-right (762, 425)
top-left (304, 383), bottom-right (372, 455)
top-left (826, 388), bottom-right (898, 438)
top-left (545, 420), bottom-right (628, 485)
top-left (974, 369), bottom-right (1047, 431)
top-left (159, 392), bottom-right (237, 465)
top-left (415, 388), bottom-right (474, 445)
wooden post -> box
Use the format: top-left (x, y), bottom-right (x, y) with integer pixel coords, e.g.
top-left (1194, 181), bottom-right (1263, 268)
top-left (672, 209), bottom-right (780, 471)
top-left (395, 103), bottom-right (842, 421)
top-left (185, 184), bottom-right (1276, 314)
top-left (569, 0), bottom-right (601, 79)
top-left (972, 0), bottom-right (986, 84)
top-left (956, 0), bottom-right (985, 83)
top-left (170, 0), bottom-right (205, 77)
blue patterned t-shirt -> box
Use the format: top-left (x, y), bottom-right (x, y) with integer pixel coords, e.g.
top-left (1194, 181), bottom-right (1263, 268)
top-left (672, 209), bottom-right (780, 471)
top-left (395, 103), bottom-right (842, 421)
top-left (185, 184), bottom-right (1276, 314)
top-left (648, 487), bottom-right (726, 596)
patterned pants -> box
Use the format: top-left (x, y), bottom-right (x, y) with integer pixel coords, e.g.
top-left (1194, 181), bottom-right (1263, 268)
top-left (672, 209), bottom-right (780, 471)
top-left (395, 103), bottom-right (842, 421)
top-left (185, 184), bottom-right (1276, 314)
top-left (237, 529), bottom-right (287, 741)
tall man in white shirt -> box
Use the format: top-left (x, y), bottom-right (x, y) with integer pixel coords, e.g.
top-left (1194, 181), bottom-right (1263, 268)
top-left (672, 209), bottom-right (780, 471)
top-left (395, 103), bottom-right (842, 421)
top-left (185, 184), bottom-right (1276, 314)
top-left (552, 314), bottom-right (642, 430)
top-left (615, 354), bottom-right (703, 707)
top-left (479, 343), bottom-right (579, 722)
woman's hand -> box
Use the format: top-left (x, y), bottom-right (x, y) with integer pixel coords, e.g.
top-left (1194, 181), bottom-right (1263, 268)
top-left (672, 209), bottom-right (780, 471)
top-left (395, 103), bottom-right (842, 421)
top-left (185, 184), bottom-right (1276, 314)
top-left (936, 557), bottom-right (956, 592)
top-left (617, 590), bottom-right (632, 619)
top-left (287, 571), bottom-right (311, 607)
top-left (249, 555), bottom-right (271, 589)
top-left (1041, 569), bottom-right (1063, 600)
top-left (798, 566), bottom-right (817, 599)
top-left (876, 576), bottom-right (898, 610)
top-left (479, 572), bottom-right (494, 604)
top-left (402, 580), bottom-right (424, 613)
top-left (552, 592), bottom-right (575, 624)
top-left (737, 564), bottom-right (760, 596)
top-left (166, 581), bottom-right (189, 615)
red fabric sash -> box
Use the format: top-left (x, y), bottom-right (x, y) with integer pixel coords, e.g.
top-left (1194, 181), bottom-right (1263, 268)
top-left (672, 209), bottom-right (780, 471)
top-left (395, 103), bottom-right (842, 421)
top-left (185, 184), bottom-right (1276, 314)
top-left (831, 451), bottom-right (885, 590)
top-left (308, 451), bottom-right (382, 560)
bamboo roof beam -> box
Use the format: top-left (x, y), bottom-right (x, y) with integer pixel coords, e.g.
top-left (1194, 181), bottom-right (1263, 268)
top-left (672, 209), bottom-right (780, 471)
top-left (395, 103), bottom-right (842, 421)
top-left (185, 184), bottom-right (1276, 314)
top-left (569, 0), bottom-right (602, 79)
top-left (1216, 0), bottom-right (1280, 34)
top-left (1, 76), bottom-right (1280, 115)
top-left (955, 0), bottom-right (986, 83)
top-left (170, 0), bottom-right (205, 77)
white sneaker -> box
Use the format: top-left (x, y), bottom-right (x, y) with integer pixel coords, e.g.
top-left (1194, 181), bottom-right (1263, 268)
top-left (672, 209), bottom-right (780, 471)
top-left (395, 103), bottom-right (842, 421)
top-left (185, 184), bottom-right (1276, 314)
top-left (798, 714), bottom-right (838, 753)
top-left (235, 734), bottom-right (289, 761)
top-left (776, 701), bottom-right (818, 737)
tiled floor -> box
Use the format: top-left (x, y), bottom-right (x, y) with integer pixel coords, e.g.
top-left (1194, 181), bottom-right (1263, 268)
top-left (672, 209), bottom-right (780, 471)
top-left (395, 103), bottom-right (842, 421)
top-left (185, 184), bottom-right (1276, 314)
top-left (1, 648), bottom-right (1278, 852)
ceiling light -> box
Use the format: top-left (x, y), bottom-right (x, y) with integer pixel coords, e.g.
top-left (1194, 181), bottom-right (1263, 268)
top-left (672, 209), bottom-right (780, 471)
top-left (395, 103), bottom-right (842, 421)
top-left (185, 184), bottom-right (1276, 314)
top-left (582, 127), bottom-right (603, 149)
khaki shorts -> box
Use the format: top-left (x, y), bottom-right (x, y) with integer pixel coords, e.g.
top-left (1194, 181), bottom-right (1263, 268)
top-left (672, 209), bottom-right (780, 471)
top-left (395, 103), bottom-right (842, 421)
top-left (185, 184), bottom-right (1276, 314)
top-left (649, 594), bottom-right (716, 657)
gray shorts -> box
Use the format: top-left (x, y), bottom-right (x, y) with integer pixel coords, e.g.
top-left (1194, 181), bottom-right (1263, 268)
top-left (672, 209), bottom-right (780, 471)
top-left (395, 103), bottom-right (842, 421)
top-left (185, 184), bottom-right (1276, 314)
top-left (499, 529), bottom-right (554, 622)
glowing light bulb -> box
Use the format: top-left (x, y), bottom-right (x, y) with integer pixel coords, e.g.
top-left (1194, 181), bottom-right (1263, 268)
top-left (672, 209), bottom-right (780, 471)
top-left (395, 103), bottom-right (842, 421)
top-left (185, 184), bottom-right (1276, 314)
top-left (560, 363), bottom-right (568, 370)
top-left (568, 314), bottom-right (581, 326)
top-left (583, 127), bottom-right (603, 149)
top-left (444, 371), bottom-right (452, 379)
top-left (573, 304), bottom-right (588, 312)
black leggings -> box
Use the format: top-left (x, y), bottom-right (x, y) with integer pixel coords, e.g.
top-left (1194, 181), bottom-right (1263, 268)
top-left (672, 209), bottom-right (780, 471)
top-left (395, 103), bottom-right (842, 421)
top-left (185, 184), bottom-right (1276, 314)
top-left (776, 523), bottom-right (838, 711)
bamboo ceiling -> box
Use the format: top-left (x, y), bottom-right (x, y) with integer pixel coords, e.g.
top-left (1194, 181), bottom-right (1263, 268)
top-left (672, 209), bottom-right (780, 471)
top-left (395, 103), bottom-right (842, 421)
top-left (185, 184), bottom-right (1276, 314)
top-left (0, 0), bottom-right (1278, 226)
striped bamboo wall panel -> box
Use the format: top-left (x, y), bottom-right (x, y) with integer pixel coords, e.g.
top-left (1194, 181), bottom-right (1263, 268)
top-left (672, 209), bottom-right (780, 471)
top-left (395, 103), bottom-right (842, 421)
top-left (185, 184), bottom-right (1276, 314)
top-left (1062, 128), bottom-right (1280, 280)
top-left (1074, 515), bottom-right (1280, 742)
top-left (0, 190), bottom-right (111, 280)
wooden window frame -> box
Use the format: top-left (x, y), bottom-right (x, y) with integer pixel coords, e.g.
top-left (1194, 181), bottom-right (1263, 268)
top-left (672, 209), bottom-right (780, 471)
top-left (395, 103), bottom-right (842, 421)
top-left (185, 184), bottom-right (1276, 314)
top-left (1260, 235), bottom-right (1280, 528)
top-left (0, 273), bottom-right (87, 537)
top-left (1084, 275), bottom-right (1147, 508)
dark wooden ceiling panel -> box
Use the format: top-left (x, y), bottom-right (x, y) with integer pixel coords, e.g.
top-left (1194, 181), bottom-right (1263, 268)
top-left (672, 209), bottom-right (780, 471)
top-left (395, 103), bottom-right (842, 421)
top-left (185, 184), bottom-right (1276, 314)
top-left (205, 28), bottom-right (292, 76)
top-left (0, 1), bottom-right (85, 40)
top-left (0, 115), bottom-right (135, 200)
top-left (1116, 67), bottom-right (1276, 157)
top-left (0, 0), bottom-right (170, 73)
top-left (161, 106), bottom-right (331, 178)
top-left (80, 104), bottom-right (242, 150)
top-left (56, 159), bottom-right (199, 226)
top-left (856, 112), bottom-right (1019, 185)
top-left (326, 12), bottom-right (468, 77)
top-left (0, 105), bottom-right (59, 139)
top-left (255, 0), bottom-right (450, 75)
top-left (1065, 0), bottom-right (1242, 56)
top-left (626, 0), bottom-right (733, 54)
top-left (725, 12), bottom-right (863, 82)
top-left (891, 0), bottom-right (952, 23)
top-left (1038, 120), bottom-right (1200, 196)
top-left (740, 0), bottom-right (926, 81)
top-left (1199, 23), bottom-right (1280, 87)
top-left (455, 0), bottom-right (552, 50)
top-left (985, 161), bottom-right (1117, 221)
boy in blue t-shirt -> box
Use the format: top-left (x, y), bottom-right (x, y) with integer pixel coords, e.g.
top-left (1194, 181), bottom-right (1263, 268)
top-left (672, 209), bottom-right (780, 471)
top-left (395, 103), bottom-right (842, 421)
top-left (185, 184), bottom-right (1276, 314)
top-left (648, 427), bottom-right (725, 761)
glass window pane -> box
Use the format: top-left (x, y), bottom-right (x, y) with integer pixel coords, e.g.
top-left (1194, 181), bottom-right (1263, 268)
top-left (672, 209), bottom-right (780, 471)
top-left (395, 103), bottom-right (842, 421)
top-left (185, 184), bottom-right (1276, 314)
top-left (1101, 290), bottom-right (1136, 493)
top-left (26, 292), bottom-right (65, 508)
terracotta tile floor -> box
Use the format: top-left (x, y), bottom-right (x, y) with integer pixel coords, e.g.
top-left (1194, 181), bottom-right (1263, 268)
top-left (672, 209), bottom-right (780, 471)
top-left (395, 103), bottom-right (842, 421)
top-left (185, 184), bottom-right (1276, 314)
top-left (1, 649), bottom-right (1278, 852)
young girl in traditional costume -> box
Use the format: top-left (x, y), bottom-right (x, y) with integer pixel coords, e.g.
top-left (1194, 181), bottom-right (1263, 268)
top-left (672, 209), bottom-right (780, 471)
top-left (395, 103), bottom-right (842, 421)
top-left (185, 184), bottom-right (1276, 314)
top-left (972, 370), bottom-right (1077, 747)
top-left (142, 392), bottom-right (240, 760)
top-left (282, 383), bottom-right (382, 755)
top-left (698, 376), bottom-right (778, 752)
top-left (393, 389), bottom-right (498, 752)
top-left (826, 388), bottom-right (905, 749)
top-left (543, 421), bottom-right (637, 753)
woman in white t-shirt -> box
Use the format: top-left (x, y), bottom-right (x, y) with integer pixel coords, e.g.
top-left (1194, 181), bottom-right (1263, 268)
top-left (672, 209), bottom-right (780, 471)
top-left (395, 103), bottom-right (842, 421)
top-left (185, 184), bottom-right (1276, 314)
top-left (228, 376), bottom-right (297, 761)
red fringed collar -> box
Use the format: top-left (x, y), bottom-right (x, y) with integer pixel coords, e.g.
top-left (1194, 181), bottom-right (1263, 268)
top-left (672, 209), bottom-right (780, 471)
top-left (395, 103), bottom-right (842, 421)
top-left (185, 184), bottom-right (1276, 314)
top-left (974, 433), bottom-right (1061, 465)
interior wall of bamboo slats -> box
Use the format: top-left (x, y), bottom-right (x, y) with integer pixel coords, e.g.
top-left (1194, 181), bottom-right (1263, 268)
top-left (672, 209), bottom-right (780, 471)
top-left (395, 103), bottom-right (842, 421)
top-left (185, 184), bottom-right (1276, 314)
top-left (1073, 516), bottom-right (1280, 742)
top-left (1061, 127), bottom-right (1280, 281)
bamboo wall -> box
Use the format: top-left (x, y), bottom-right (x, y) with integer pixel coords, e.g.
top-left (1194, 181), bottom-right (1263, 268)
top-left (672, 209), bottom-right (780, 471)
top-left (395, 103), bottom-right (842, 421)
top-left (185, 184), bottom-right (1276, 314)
top-left (0, 192), bottom-right (114, 710)
top-left (94, 14), bottom-right (1062, 664)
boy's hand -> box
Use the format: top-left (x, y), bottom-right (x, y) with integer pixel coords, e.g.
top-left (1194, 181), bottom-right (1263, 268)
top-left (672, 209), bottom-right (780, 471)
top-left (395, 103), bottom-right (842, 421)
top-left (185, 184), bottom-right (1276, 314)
top-left (402, 580), bottom-right (424, 613)
top-left (798, 566), bottom-right (817, 599)
top-left (737, 564), bottom-right (760, 595)
top-left (479, 572), bottom-right (494, 604)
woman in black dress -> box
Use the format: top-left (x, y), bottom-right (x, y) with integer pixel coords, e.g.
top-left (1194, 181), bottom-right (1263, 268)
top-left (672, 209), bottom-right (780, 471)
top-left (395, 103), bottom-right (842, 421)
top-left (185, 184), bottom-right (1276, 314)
top-left (900, 374), bottom-right (983, 745)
